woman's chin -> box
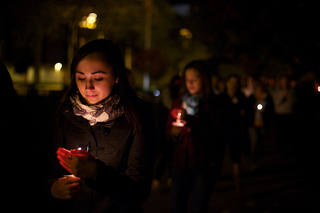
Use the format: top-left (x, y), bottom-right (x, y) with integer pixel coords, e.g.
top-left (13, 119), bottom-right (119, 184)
top-left (85, 96), bottom-right (111, 105)
top-left (85, 98), bottom-right (100, 105)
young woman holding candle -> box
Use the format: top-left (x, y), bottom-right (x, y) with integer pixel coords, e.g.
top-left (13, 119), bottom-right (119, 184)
top-left (166, 60), bottom-right (224, 213)
top-left (45, 39), bottom-right (155, 213)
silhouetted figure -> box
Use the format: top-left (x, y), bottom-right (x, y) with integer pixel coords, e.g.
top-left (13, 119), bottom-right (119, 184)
top-left (1, 60), bottom-right (44, 212)
top-left (246, 79), bottom-right (274, 169)
top-left (220, 74), bottom-right (247, 195)
top-left (152, 75), bottom-right (182, 192)
top-left (271, 76), bottom-right (295, 155)
top-left (242, 74), bottom-right (255, 98)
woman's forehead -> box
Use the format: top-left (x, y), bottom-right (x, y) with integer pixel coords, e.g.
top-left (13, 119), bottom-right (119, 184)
top-left (185, 68), bottom-right (201, 77)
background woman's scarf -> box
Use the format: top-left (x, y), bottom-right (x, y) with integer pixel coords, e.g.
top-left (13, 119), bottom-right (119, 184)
top-left (70, 93), bottom-right (124, 126)
top-left (182, 93), bottom-right (202, 116)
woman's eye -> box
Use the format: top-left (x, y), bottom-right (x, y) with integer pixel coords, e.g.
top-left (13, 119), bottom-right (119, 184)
top-left (77, 78), bottom-right (85, 81)
top-left (94, 78), bottom-right (103, 81)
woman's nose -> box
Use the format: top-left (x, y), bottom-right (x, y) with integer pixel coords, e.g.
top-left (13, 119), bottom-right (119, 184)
top-left (85, 79), bottom-right (94, 90)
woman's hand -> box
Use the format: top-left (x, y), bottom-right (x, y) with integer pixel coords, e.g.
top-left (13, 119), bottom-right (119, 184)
top-left (170, 126), bottom-right (191, 142)
top-left (171, 126), bottom-right (182, 138)
top-left (57, 148), bottom-right (98, 180)
top-left (51, 176), bottom-right (80, 199)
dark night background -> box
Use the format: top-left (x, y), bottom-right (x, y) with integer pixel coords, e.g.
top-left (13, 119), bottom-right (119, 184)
top-left (1, 0), bottom-right (320, 80)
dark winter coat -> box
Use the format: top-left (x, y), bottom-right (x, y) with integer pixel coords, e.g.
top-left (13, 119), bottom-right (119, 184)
top-left (45, 99), bottom-right (156, 213)
top-left (165, 95), bottom-right (224, 170)
top-left (246, 94), bottom-right (274, 129)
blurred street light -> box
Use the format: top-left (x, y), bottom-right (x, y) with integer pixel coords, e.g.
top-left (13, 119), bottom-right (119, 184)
top-left (180, 28), bottom-right (192, 39)
top-left (79, 13), bottom-right (98, 29)
top-left (54, 62), bottom-right (62, 72)
top-left (180, 28), bottom-right (192, 48)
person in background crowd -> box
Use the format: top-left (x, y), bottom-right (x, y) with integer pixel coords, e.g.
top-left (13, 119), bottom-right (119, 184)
top-left (45, 39), bottom-right (156, 213)
top-left (211, 74), bottom-right (223, 95)
top-left (217, 78), bottom-right (226, 95)
top-left (220, 74), bottom-right (247, 195)
top-left (246, 79), bottom-right (274, 170)
top-left (242, 75), bottom-right (255, 98)
top-left (271, 76), bottom-right (295, 155)
top-left (152, 75), bottom-right (182, 192)
top-left (166, 60), bottom-right (223, 213)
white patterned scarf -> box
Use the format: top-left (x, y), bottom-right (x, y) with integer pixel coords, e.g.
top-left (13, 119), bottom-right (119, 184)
top-left (70, 93), bottom-right (124, 126)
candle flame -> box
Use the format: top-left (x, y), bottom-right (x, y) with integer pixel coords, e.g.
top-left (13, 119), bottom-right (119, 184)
top-left (257, 104), bottom-right (263, 110)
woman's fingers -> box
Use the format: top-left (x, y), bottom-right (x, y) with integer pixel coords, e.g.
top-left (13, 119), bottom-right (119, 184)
top-left (56, 147), bottom-right (97, 178)
top-left (51, 177), bottom-right (81, 199)
top-left (70, 149), bottom-right (90, 156)
top-left (63, 177), bottom-right (81, 198)
top-left (57, 154), bottom-right (73, 173)
top-left (57, 147), bottom-right (70, 155)
top-left (57, 148), bottom-right (72, 160)
top-left (57, 148), bottom-right (76, 173)
top-left (65, 179), bottom-right (80, 190)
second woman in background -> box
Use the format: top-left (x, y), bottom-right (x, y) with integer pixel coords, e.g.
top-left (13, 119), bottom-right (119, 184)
top-left (166, 60), bottom-right (224, 213)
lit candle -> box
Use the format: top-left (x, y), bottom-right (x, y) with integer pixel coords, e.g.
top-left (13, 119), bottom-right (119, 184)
top-left (177, 112), bottom-right (181, 122)
top-left (172, 109), bottom-right (186, 127)
top-left (63, 174), bottom-right (76, 178)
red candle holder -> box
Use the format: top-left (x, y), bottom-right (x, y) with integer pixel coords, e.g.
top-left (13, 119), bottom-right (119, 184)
top-left (171, 109), bottom-right (186, 127)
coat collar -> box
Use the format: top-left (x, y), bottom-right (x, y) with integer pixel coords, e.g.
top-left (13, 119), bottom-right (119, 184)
top-left (61, 102), bottom-right (118, 135)
top-left (61, 103), bottom-right (93, 135)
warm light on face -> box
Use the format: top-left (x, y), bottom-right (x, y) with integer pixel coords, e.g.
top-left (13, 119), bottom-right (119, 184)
top-left (75, 53), bottom-right (117, 105)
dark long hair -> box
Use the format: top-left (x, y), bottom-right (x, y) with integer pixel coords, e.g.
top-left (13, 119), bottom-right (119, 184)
top-left (57, 39), bottom-right (141, 134)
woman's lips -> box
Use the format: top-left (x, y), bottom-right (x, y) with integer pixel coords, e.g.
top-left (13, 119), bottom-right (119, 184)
top-left (86, 94), bottom-right (98, 98)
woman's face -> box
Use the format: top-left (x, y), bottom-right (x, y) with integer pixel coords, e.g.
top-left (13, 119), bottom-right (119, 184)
top-left (75, 53), bottom-right (118, 105)
top-left (226, 77), bottom-right (238, 92)
top-left (185, 68), bottom-right (202, 95)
